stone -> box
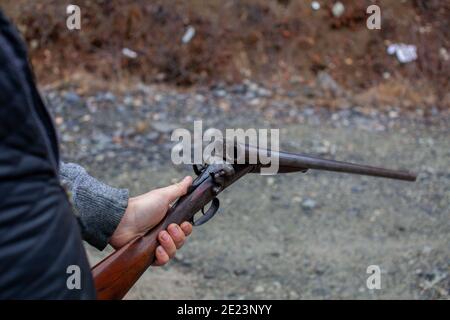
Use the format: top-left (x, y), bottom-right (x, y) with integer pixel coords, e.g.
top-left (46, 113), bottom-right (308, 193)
top-left (302, 198), bottom-right (317, 210)
top-left (332, 2), bottom-right (345, 18)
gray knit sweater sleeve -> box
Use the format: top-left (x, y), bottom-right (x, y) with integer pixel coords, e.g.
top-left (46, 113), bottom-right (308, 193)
top-left (59, 162), bottom-right (129, 250)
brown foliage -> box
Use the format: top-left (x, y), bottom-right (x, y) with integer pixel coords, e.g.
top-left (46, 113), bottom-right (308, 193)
top-left (2, 0), bottom-right (448, 106)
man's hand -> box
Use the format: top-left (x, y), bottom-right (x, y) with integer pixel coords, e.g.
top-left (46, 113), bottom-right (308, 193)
top-left (110, 176), bottom-right (193, 266)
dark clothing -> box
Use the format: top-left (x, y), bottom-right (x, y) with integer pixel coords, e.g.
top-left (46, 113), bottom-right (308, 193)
top-left (0, 11), bottom-right (95, 299)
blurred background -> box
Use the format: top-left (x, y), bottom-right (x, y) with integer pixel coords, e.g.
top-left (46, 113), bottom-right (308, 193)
top-left (1, 0), bottom-right (449, 299)
top-left (4, 0), bottom-right (449, 108)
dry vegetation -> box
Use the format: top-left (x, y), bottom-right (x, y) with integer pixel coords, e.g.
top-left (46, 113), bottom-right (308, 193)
top-left (1, 0), bottom-right (449, 109)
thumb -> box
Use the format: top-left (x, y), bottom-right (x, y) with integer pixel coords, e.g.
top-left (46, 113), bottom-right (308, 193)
top-left (160, 176), bottom-right (193, 203)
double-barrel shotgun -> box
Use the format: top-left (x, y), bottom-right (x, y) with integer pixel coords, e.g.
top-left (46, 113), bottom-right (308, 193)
top-left (92, 140), bottom-right (417, 299)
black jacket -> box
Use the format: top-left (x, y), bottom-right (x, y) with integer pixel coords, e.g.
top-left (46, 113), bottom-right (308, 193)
top-left (0, 10), bottom-right (95, 299)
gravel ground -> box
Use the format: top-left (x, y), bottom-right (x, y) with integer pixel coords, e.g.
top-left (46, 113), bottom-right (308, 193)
top-left (45, 82), bottom-right (450, 299)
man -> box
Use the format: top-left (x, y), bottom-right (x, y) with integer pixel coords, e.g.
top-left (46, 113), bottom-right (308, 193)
top-left (0, 10), bottom-right (192, 299)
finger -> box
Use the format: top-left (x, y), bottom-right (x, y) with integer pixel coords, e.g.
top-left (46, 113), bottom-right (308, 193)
top-left (160, 176), bottom-right (193, 203)
top-left (168, 224), bottom-right (185, 249)
top-left (153, 246), bottom-right (169, 266)
top-left (180, 222), bottom-right (193, 236)
top-left (158, 230), bottom-right (177, 258)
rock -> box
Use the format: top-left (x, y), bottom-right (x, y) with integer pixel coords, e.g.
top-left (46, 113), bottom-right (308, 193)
top-left (270, 252), bottom-right (281, 258)
top-left (195, 94), bottom-right (206, 103)
top-left (249, 98), bottom-right (261, 106)
top-left (332, 2), bottom-right (345, 18)
top-left (421, 269), bottom-right (448, 289)
top-left (233, 268), bottom-right (248, 276)
top-left (286, 91), bottom-right (297, 98)
top-left (257, 87), bottom-right (272, 98)
top-left (230, 84), bottom-right (247, 94)
top-left (387, 44), bottom-right (418, 64)
top-left (271, 194), bottom-right (280, 201)
top-left (351, 185), bottom-right (363, 194)
top-left (146, 132), bottom-right (159, 140)
top-left (151, 121), bottom-right (180, 134)
top-left (303, 108), bottom-right (315, 116)
top-left (61, 133), bottom-right (75, 143)
top-left (123, 96), bottom-right (134, 106)
top-left (422, 246), bottom-right (432, 255)
top-left (81, 114), bottom-right (91, 122)
top-left (97, 92), bottom-right (116, 103)
top-left (181, 26), bottom-right (196, 44)
top-left (389, 110), bottom-right (399, 119)
top-left (302, 86), bottom-right (316, 98)
top-left (316, 71), bottom-right (343, 97)
top-left (439, 47), bottom-right (449, 61)
top-left (122, 48), bottom-right (138, 59)
top-left (94, 132), bottom-right (112, 148)
top-left (64, 91), bottom-right (81, 104)
top-left (54, 116), bottom-right (64, 126)
top-left (302, 198), bottom-right (317, 210)
top-left (254, 285), bottom-right (265, 293)
top-left (104, 92), bottom-right (116, 102)
top-left (213, 89), bottom-right (227, 98)
top-left (247, 81), bottom-right (259, 94)
top-left (272, 281), bottom-right (282, 290)
top-left (311, 1), bottom-right (320, 11)
top-left (313, 139), bottom-right (335, 155)
top-left (347, 207), bottom-right (361, 217)
top-left (218, 100), bottom-right (231, 112)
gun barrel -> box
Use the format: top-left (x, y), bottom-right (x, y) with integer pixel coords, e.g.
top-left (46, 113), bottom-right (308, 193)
top-left (276, 151), bottom-right (417, 181)
top-left (239, 143), bottom-right (416, 181)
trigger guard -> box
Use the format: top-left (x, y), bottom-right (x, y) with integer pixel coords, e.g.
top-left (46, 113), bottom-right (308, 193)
top-left (192, 198), bottom-right (220, 226)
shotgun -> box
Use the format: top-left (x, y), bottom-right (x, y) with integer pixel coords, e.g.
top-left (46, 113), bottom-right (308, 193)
top-left (92, 140), bottom-right (417, 299)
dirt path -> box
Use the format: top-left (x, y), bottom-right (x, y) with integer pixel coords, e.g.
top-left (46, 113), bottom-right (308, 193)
top-left (48, 84), bottom-right (449, 299)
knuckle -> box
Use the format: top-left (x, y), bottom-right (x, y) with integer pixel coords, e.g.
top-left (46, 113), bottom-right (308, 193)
top-left (159, 255), bottom-right (169, 264)
top-left (159, 232), bottom-right (169, 243)
top-left (164, 241), bottom-right (176, 256)
top-left (177, 232), bottom-right (186, 241)
top-left (169, 223), bottom-right (178, 230)
top-left (159, 259), bottom-right (168, 266)
top-left (175, 236), bottom-right (184, 246)
top-left (174, 182), bottom-right (183, 191)
top-left (176, 242), bottom-right (184, 249)
top-left (178, 186), bottom-right (186, 195)
top-left (175, 233), bottom-right (185, 242)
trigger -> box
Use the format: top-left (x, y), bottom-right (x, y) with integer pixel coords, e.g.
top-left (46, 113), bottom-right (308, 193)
top-left (192, 198), bottom-right (220, 226)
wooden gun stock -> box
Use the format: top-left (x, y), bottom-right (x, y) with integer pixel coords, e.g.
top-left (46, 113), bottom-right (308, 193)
top-left (92, 179), bottom-right (217, 300)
